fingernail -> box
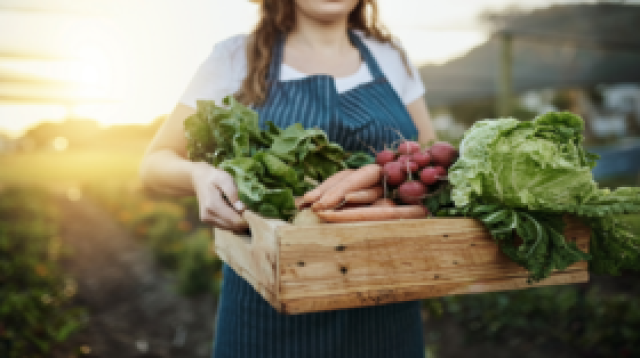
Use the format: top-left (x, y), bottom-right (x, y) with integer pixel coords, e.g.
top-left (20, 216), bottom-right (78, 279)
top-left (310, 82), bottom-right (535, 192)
top-left (234, 201), bottom-right (245, 211)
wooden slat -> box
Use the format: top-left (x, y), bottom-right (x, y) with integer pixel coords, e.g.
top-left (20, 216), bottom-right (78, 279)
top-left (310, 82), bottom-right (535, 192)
top-left (279, 271), bottom-right (589, 314)
top-left (279, 262), bottom-right (588, 300)
top-left (214, 211), bottom-right (287, 309)
top-left (279, 240), bottom-right (589, 281)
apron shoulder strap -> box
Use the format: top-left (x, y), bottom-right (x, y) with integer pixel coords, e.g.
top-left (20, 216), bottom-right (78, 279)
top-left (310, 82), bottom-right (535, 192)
top-left (266, 32), bottom-right (285, 82)
top-left (348, 29), bottom-right (386, 80)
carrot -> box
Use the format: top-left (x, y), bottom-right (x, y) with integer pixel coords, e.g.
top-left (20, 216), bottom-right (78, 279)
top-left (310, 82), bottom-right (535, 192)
top-left (312, 164), bottom-right (383, 211)
top-left (315, 205), bottom-right (427, 223)
top-left (371, 198), bottom-right (396, 207)
top-left (294, 196), bottom-right (309, 209)
top-left (344, 186), bottom-right (384, 204)
top-left (302, 169), bottom-right (354, 205)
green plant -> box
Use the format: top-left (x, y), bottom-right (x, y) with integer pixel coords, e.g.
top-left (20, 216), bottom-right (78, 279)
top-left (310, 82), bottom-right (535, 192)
top-left (0, 188), bottom-right (84, 357)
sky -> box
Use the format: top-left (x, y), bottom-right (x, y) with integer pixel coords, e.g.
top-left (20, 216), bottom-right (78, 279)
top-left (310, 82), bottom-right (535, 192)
top-left (0, 0), bottom-right (635, 137)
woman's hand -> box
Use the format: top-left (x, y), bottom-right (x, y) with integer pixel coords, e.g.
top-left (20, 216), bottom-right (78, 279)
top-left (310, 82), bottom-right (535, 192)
top-left (190, 162), bottom-right (249, 231)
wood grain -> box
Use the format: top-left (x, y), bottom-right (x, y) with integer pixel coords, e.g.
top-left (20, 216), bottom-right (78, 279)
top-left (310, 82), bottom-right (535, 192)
top-left (214, 211), bottom-right (591, 315)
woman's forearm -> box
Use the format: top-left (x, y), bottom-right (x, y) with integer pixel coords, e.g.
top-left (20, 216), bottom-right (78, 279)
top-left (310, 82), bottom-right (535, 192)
top-left (139, 149), bottom-right (201, 197)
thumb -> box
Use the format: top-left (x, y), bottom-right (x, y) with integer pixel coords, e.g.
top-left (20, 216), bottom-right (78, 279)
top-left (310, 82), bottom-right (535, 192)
top-left (215, 171), bottom-right (245, 212)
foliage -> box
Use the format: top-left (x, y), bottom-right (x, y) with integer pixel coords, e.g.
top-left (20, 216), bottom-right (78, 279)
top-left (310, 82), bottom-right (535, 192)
top-left (184, 96), bottom-right (348, 220)
top-left (88, 185), bottom-right (224, 296)
top-left (0, 188), bottom-right (84, 357)
top-left (446, 112), bottom-right (640, 281)
top-left (428, 284), bottom-right (640, 357)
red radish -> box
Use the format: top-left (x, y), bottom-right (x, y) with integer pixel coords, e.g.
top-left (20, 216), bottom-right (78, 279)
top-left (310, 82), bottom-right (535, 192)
top-left (397, 154), bottom-right (412, 163)
top-left (397, 141), bottom-right (421, 155)
top-left (397, 180), bottom-right (427, 205)
top-left (411, 152), bottom-right (431, 168)
top-left (434, 166), bottom-right (447, 178)
top-left (397, 155), bottom-right (419, 173)
top-left (429, 142), bottom-right (459, 167)
top-left (383, 161), bottom-right (407, 186)
top-left (375, 150), bottom-right (396, 166)
top-left (419, 167), bottom-right (441, 185)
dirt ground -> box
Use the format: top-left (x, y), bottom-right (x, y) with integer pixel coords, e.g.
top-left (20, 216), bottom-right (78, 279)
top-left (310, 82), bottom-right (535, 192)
top-left (52, 193), bottom-right (218, 358)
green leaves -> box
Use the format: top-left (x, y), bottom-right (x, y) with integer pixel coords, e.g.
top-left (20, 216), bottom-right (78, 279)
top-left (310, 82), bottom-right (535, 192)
top-left (445, 203), bottom-right (591, 282)
top-left (344, 152), bottom-right (375, 169)
top-left (184, 96), bottom-right (348, 220)
top-left (589, 216), bottom-right (640, 276)
top-left (448, 111), bottom-right (640, 281)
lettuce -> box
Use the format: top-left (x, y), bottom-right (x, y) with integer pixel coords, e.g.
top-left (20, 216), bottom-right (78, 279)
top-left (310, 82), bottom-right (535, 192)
top-left (184, 96), bottom-right (348, 220)
top-left (447, 112), bottom-right (640, 281)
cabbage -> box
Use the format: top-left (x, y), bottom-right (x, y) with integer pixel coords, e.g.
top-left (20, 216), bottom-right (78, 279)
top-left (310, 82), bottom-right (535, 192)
top-left (446, 112), bottom-right (640, 281)
top-left (450, 112), bottom-right (640, 216)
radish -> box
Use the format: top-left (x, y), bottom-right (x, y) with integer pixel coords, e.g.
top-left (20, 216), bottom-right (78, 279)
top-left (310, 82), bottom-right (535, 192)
top-left (397, 180), bottom-right (427, 205)
top-left (419, 167), bottom-right (441, 185)
top-left (397, 141), bottom-right (421, 155)
top-left (375, 150), bottom-right (396, 166)
top-left (397, 155), bottom-right (419, 173)
top-left (429, 142), bottom-right (459, 167)
top-left (383, 161), bottom-right (407, 186)
top-left (433, 166), bottom-right (447, 178)
top-left (411, 152), bottom-right (431, 168)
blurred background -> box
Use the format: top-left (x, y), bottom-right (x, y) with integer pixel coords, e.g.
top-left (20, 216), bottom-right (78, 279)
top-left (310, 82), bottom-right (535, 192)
top-left (0, 0), bottom-right (639, 357)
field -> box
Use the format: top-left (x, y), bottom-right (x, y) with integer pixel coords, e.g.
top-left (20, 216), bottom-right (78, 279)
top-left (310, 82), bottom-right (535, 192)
top-left (0, 150), bottom-right (143, 185)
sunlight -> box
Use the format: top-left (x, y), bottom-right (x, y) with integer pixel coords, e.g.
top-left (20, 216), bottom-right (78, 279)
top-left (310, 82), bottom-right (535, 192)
top-left (53, 136), bottom-right (69, 151)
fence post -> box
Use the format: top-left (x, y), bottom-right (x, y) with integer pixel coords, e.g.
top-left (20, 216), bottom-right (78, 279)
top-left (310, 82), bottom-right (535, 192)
top-left (497, 32), bottom-right (513, 117)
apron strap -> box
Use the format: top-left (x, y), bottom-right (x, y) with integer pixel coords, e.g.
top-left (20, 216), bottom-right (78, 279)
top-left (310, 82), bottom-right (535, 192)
top-left (266, 32), bottom-right (286, 83)
top-left (347, 29), bottom-right (386, 80)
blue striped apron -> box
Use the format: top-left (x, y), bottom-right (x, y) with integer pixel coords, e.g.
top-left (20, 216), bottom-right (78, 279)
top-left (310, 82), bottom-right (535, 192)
top-left (212, 30), bottom-right (424, 358)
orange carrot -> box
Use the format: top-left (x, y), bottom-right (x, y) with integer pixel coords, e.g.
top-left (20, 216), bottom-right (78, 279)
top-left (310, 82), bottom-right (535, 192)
top-left (302, 169), bottom-right (354, 205)
top-left (344, 186), bottom-right (384, 204)
top-left (312, 164), bottom-right (383, 211)
top-left (315, 205), bottom-right (427, 223)
top-left (294, 196), bottom-right (308, 209)
top-left (371, 198), bottom-right (396, 207)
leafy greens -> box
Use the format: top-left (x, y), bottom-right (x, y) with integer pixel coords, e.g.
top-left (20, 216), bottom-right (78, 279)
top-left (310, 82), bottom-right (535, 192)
top-left (446, 112), bottom-right (640, 281)
top-left (184, 96), bottom-right (348, 220)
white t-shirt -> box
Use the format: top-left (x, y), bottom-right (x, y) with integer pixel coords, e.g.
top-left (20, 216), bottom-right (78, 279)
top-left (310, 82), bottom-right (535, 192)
top-left (178, 32), bottom-right (426, 108)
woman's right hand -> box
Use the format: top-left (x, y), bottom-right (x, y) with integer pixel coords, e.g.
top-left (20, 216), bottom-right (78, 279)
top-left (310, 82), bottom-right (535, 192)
top-left (190, 162), bottom-right (249, 231)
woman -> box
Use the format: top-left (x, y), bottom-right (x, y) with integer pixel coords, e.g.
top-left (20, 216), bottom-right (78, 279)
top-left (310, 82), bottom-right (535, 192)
top-left (140, 0), bottom-right (437, 356)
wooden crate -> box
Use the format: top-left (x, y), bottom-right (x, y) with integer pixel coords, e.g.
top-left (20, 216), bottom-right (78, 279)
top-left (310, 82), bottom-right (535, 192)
top-left (214, 211), bottom-right (589, 315)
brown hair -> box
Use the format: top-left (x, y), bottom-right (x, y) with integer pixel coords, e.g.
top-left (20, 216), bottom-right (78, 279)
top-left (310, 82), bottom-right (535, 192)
top-left (236, 0), bottom-right (411, 106)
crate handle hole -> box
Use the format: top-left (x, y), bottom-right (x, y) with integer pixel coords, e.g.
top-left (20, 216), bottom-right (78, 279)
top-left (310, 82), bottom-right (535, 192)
top-left (335, 245), bottom-right (347, 252)
top-left (340, 266), bottom-right (348, 274)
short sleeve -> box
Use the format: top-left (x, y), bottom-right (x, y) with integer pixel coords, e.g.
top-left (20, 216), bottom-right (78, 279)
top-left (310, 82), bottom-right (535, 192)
top-left (392, 38), bottom-right (426, 105)
top-left (178, 35), bottom-right (248, 109)
top-left (400, 60), bottom-right (426, 105)
top-left (359, 32), bottom-right (426, 105)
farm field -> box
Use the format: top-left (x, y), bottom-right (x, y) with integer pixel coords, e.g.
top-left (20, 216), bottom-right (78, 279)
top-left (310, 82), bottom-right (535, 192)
top-left (0, 150), bottom-right (144, 185)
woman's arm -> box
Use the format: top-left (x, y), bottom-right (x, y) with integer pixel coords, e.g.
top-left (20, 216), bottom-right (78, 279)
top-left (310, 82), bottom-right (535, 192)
top-left (406, 97), bottom-right (437, 146)
top-left (139, 103), bottom-right (248, 231)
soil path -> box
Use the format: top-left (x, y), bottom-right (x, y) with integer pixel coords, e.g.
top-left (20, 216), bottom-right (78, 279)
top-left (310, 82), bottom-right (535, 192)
top-left (52, 193), bottom-right (217, 358)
